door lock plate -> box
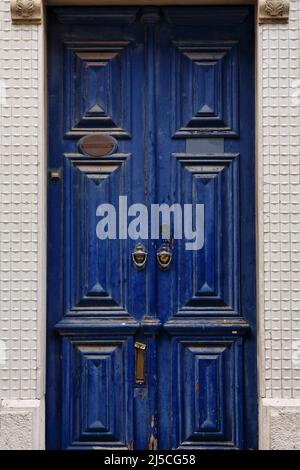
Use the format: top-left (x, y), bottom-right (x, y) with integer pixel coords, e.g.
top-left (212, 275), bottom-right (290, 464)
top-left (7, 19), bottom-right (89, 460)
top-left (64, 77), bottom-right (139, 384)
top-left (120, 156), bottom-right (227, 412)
top-left (134, 341), bottom-right (147, 385)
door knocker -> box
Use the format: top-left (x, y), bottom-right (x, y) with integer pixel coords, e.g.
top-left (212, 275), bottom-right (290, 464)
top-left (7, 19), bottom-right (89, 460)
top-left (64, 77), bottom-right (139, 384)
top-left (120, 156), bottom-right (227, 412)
top-left (156, 241), bottom-right (173, 270)
top-left (132, 243), bottom-right (148, 270)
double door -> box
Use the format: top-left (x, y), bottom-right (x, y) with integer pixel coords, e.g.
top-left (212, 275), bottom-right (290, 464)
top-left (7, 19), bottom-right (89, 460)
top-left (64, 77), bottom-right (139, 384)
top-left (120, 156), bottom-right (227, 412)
top-left (47, 6), bottom-right (257, 449)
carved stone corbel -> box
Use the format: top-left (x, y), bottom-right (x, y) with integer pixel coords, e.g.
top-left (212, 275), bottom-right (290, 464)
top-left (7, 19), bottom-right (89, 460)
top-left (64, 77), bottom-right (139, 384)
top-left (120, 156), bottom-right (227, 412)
top-left (11, 0), bottom-right (43, 24)
top-left (258, 0), bottom-right (290, 24)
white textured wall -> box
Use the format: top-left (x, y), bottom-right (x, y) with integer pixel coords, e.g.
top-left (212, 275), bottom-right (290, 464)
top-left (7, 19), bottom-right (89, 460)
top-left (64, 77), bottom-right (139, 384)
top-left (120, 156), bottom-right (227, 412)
top-left (0, 0), bottom-right (45, 449)
top-left (0, 0), bottom-right (299, 449)
top-left (260, 0), bottom-right (300, 401)
top-left (258, 0), bottom-right (300, 449)
top-left (0, 0), bottom-right (40, 400)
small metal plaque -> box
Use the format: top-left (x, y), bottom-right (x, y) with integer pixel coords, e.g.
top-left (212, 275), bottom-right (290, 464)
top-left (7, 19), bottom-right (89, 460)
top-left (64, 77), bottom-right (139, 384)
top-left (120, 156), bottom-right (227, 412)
top-left (186, 138), bottom-right (224, 154)
top-left (78, 134), bottom-right (117, 157)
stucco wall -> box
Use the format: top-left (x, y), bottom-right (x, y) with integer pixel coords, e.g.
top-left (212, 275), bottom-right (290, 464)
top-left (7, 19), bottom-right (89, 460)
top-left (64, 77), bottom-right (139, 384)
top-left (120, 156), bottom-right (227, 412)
top-left (0, 0), bottom-right (300, 449)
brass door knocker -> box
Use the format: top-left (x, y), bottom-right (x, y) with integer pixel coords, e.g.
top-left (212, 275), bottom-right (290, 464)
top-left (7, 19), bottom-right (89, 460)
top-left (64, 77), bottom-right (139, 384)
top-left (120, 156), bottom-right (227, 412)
top-left (156, 241), bottom-right (173, 270)
top-left (132, 243), bottom-right (148, 270)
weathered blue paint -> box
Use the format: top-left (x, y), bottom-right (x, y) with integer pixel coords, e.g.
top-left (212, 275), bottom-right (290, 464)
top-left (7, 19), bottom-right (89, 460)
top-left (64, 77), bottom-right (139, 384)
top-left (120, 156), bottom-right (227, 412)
top-left (47, 6), bottom-right (257, 450)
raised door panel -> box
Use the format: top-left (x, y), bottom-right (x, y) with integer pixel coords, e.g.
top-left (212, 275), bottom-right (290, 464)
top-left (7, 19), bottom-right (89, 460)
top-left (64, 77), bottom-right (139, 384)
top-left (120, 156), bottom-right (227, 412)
top-left (63, 153), bottom-right (132, 317)
top-left (172, 41), bottom-right (239, 137)
top-left (62, 337), bottom-right (134, 449)
top-left (64, 42), bottom-right (132, 138)
top-left (171, 153), bottom-right (240, 317)
top-left (172, 338), bottom-right (243, 449)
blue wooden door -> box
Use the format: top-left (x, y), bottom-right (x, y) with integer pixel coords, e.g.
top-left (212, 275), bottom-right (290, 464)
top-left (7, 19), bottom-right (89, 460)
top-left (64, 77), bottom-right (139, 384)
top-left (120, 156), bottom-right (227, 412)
top-left (47, 6), bottom-right (257, 450)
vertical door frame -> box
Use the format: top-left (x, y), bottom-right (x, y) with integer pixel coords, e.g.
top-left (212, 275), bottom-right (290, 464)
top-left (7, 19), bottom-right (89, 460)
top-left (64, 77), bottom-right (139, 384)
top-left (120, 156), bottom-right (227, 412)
top-left (15, 0), bottom-right (286, 448)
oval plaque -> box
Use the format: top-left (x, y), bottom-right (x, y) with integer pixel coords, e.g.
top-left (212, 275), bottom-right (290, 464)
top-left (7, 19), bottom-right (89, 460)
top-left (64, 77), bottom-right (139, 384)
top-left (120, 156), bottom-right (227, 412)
top-left (78, 134), bottom-right (118, 157)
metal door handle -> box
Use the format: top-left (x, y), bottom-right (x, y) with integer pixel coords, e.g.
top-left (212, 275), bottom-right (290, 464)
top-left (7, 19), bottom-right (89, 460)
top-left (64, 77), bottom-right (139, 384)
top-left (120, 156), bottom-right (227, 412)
top-left (132, 243), bottom-right (148, 270)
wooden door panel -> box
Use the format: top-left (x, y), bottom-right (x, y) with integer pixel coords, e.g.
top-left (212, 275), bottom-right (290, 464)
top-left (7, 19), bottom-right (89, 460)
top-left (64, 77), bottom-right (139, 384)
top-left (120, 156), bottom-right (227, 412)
top-left (64, 42), bottom-right (132, 138)
top-left (171, 152), bottom-right (240, 317)
top-left (171, 41), bottom-right (239, 137)
top-left (172, 337), bottom-right (243, 449)
top-left (63, 154), bottom-right (131, 316)
top-left (61, 337), bottom-right (134, 449)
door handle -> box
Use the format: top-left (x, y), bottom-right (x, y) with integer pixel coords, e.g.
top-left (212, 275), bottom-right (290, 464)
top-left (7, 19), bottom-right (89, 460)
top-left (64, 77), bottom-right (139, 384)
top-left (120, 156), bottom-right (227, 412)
top-left (156, 241), bottom-right (173, 270)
